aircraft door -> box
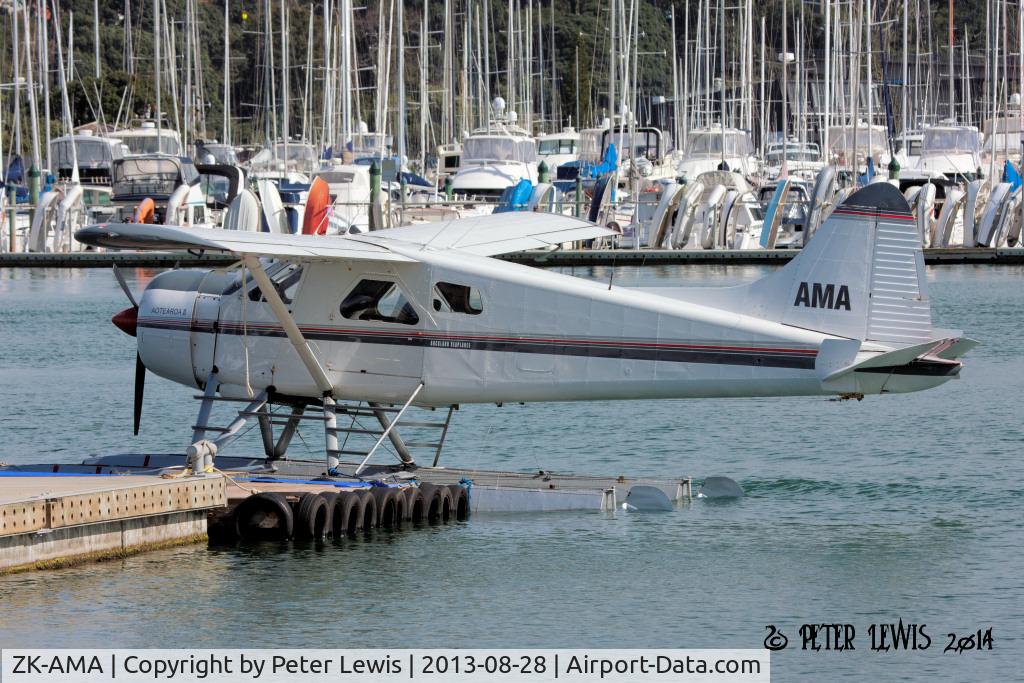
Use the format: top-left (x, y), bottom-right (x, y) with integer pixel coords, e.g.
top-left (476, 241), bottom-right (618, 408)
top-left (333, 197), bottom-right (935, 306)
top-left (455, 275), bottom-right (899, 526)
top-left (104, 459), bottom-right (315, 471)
top-left (191, 292), bottom-right (220, 385)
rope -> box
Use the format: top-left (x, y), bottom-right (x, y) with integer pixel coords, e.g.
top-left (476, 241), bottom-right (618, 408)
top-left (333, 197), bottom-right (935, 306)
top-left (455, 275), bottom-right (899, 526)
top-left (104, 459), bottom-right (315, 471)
top-left (240, 259), bottom-right (254, 398)
top-left (159, 464), bottom-right (261, 495)
top-left (211, 467), bottom-right (261, 495)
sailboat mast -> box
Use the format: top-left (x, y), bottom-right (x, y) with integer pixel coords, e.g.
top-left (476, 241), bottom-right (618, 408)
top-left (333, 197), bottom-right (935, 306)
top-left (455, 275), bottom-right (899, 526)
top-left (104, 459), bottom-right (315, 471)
top-left (782, 0), bottom-right (788, 154)
top-left (671, 5), bottom-right (679, 155)
top-left (21, 1), bottom-right (41, 171)
top-left (94, 0), bottom-right (100, 79)
top-left (398, 0), bottom-right (407, 163)
top-left (40, 0), bottom-right (52, 171)
top-left (824, 0), bottom-right (832, 158)
top-left (223, 0), bottom-right (230, 145)
top-left (154, 0), bottom-right (162, 152)
top-left (949, 0), bottom-right (954, 120)
top-left (419, 0), bottom-right (428, 172)
top-left (609, 0), bottom-right (615, 124)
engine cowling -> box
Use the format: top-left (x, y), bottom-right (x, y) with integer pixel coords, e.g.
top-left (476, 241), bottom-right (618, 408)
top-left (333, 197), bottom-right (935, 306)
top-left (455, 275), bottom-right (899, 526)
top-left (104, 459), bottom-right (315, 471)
top-left (135, 270), bottom-right (232, 389)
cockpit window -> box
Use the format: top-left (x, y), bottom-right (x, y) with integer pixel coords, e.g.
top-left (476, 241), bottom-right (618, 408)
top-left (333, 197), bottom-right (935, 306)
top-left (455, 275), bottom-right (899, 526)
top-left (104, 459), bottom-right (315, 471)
top-left (248, 262), bottom-right (304, 304)
top-left (432, 282), bottom-right (483, 314)
top-left (340, 279), bottom-right (419, 325)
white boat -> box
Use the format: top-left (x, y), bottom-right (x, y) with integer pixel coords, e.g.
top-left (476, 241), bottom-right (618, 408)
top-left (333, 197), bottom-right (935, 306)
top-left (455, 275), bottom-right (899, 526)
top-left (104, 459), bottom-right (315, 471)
top-left (535, 127), bottom-right (580, 176)
top-left (109, 155), bottom-right (207, 226)
top-left (450, 103), bottom-right (538, 200)
top-left (606, 124), bottom-right (679, 182)
top-left (688, 170), bottom-right (764, 249)
top-left (763, 141), bottom-right (824, 181)
top-left (49, 132), bottom-right (129, 184)
top-left (312, 165), bottom-right (372, 233)
top-left (916, 123), bottom-right (982, 180)
top-left (195, 141), bottom-right (241, 166)
top-left (826, 122), bottom-right (889, 174)
top-left (434, 142), bottom-right (462, 184)
top-left (894, 130), bottom-right (924, 169)
top-left (248, 141), bottom-right (319, 183)
top-left (112, 120), bottom-right (183, 157)
top-left (982, 109), bottom-right (1023, 170)
top-left (676, 127), bottom-right (759, 180)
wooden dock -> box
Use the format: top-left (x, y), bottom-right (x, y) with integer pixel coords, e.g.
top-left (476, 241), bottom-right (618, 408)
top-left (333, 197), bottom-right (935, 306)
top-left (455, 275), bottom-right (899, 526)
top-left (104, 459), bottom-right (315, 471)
top-left (2, 247), bottom-right (1024, 269)
top-left (0, 474), bottom-right (226, 573)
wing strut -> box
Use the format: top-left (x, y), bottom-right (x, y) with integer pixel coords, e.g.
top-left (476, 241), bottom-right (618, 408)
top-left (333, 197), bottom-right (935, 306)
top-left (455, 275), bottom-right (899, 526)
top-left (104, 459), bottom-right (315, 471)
top-left (245, 256), bottom-right (341, 472)
top-left (244, 256), bottom-right (333, 394)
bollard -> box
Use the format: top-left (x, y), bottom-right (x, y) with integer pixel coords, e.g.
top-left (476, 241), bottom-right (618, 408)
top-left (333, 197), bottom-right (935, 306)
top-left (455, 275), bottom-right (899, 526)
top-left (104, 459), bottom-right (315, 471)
top-left (399, 175), bottom-right (407, 225)
top-left (887, 157), bottom-right (900, 181)
top-left (574, 176), bottom-right (583, 218)
top-left (7, 185), bottom-right (17, 252)
top-left (538, 160), bottom-right (550, 184)
top-left (28, 164), bottom-right (40, 229)
top-left (444, 176), bottom-right (453, 201)
top-left (369, 160), bottom-right (381, 203)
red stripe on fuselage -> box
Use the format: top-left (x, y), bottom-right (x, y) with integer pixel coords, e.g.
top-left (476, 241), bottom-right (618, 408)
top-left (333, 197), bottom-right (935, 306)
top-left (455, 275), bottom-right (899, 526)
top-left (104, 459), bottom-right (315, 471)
top-left (140, 316), bottom-right (819, 356)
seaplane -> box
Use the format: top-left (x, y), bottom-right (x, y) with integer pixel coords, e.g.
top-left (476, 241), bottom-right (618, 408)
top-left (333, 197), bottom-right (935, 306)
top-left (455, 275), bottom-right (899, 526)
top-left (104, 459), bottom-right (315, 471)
top-left (77, 183), bottom-right (975, 476)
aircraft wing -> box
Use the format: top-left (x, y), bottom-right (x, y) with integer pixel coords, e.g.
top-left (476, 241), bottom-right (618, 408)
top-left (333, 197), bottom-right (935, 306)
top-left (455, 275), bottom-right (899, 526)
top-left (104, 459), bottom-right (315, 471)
top-left (351, 212), bottom-right (616, 256)
top-left (74, 223), bottom-right (416, 262)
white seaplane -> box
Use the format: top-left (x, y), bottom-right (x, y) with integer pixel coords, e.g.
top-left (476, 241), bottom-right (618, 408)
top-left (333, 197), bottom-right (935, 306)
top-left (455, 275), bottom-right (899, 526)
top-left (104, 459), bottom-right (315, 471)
top-left (77, 183), bottom-right (975, 475)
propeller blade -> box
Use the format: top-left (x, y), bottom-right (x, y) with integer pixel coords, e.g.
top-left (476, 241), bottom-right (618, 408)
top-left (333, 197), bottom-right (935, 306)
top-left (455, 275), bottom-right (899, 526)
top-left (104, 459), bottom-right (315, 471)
top-left (112, 265), bottom-right (139, 308)
top-left (133, 352), bottom-right (146, 435)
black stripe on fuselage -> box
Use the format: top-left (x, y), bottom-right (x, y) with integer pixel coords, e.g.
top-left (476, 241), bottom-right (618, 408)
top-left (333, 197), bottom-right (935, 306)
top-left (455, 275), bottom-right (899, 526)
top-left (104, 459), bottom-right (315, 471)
top-left (137, 319), bottom-right (818, 370)
top-left (855, 359), bottom-right (961, 377)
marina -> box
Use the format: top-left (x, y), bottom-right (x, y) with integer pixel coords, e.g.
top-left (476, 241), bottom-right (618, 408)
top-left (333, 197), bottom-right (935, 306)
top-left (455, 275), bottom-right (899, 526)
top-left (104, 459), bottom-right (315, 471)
top-left (0, 0), bottom-right (1021, 680)
top-left (1, 2), bottom-right (1024, 259)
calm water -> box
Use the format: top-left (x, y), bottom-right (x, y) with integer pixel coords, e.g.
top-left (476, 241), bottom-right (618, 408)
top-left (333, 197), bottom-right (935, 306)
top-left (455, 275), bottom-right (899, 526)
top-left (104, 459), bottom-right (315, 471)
top-left (0, 265), bottom-right (1021, 681)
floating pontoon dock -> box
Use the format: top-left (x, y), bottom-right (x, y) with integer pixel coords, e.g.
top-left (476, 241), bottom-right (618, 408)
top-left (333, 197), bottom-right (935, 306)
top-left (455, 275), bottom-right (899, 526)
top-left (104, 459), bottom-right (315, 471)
top-left (0, 457), bottom-right (691, 573)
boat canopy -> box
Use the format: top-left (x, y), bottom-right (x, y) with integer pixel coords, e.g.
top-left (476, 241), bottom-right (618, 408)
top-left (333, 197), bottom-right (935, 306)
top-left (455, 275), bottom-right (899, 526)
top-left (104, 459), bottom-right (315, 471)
top-left (111, 156), bottom-right (195, 199)
top-left (765, 143), bottom-right (821, 163)
top-left (116, 129), bottom-right (182, 156)
top-left (827, 126), bottom-right (889, 155)
top-left (981, 117), bottom-right (1021, 155)
top-left (577, 128), bottom-right (608, 163)
top-left (922, 127), bottom-right (981, 154)
top-left (349, 132), bottom-right (394, 155)
top-left (683, 130), bottom-right (754, 157)
top-left (462, 136), bottom-right (537, 163)
top-left (603, 127), bottom-right (667, 161)
top-left (983, 115), bottom-right (1023, 134)
top-left (246, 143), bottom-right (319, 174)
top-left (537, 137), bottom-right (579, 155)
top-left (196, 143), bottom-right (240, 166)
top-left (50, 136), bottom-right (127, 171)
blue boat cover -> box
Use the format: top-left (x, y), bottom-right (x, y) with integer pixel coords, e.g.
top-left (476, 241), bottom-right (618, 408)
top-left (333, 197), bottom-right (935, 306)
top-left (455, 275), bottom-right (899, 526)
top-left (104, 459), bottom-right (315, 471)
top-left (494, 178), bottom-right (534, 213)
top-left (1003, 160), bottom-right (1022, 190)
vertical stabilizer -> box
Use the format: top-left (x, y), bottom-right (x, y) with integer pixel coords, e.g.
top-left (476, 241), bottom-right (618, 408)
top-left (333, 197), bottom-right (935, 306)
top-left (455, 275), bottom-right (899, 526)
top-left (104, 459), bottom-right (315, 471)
top-left (698, 183), bottom-right (932, 345)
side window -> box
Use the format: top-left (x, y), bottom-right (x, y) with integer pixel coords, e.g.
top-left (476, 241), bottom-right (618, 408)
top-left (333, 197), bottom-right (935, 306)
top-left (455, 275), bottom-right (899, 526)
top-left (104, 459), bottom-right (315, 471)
top-left (340, 279), bottom-right (420, 325)
top-left (432, 282), bottom-right (483, 315)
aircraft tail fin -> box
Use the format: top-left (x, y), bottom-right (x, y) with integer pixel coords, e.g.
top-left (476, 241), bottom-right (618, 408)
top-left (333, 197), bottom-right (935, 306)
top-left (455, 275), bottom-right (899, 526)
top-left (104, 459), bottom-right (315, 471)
top-left (737, 182), bottom-right (932, 344)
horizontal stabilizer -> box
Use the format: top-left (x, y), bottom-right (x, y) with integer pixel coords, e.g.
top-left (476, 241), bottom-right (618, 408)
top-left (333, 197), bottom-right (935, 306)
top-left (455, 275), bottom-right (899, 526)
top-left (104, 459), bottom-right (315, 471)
top-left (927, 334), bottom-right (981, 360)
top-left (821, 338), bottom-right (966, 383)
